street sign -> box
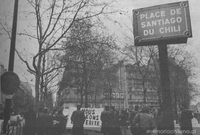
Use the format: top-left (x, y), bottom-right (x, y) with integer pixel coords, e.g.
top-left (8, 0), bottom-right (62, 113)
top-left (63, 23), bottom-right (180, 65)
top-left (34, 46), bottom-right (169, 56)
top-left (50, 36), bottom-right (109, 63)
top-left (1, 71), bottom-right (20, 95)
top-left (133, 1), bottom-right (192, 46)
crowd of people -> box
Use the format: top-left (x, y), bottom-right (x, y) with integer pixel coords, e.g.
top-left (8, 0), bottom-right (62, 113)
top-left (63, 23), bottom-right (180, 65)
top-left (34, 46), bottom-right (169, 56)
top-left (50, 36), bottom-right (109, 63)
top-left (23, 106), bottom-right (67, 135)
top-left (100, 105), bottom-right (195, 135)
top-left (100, 105), bottom-right (156, 135)
top-left (15, 104), bottom-right (197, 135)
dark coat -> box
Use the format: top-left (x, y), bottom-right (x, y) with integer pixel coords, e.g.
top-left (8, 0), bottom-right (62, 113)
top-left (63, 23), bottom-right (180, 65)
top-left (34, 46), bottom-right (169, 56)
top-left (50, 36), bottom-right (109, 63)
top-left (23, 109), bottom-right (36, 135)
top-left (71, 110), bottom-right (86, 127)
top-left (24, 108), bottom-right (36, 127)
top-left (52, 114), bottom-right (67, 135)
top-left (119, 111), bottom-right (128, 126)
top-left (109, 110), bottom-right (121, 135)
top-left (132, 112), bottom-right (156, 135)
top-left (71, 110), bottom-right (86, 135)
top-left (100, 110), bottom-right (112, 134)
top-left (130, 111), bottom-right (139, 126)
top-left (179, 109), bottom-right (193, 135)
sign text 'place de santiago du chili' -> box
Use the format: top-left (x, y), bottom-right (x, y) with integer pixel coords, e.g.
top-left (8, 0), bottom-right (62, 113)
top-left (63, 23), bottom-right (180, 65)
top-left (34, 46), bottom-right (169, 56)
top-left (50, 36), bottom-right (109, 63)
top-left (133, 1), bottom-right (192, 46)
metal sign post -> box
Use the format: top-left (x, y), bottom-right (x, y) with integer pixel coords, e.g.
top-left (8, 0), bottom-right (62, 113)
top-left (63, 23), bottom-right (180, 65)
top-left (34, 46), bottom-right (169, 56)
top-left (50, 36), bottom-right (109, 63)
top-left (1, 0), bottom-right (19, 134)
top-left (158, 44), bottom-right (174, 135)
top-left (132, 1), bottom-right (193, 135)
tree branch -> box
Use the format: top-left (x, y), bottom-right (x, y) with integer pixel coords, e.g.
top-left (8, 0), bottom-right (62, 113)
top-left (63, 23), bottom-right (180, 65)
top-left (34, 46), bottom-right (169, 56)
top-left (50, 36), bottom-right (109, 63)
top-left (0, 22), bottom-right (11, 39)
top-left (15, 49), bottom-right (36, 75)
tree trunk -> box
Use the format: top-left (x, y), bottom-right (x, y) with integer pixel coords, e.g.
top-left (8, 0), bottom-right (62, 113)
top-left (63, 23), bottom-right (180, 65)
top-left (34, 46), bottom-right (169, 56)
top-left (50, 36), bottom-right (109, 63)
top-left (35, 74), bottom-right (40, 111)
top-left (174, 90), bottom-right (178, 123)
top-left (80, 94), bottom-right (83, 106)
top-left (109, 87), bottom-right (112, 107)
top-left (85, 84), bottom-right (88, 107)
top-left (142, 81), bottom-right (147, 103)
top-left (157, 86), bottom-right (163, 108)
top-left (35, 52), bottom-right (42, 111)
top-left (85, 93), bottom-right (88, 108)
top-left (94, 89), bottom-right (97, 108)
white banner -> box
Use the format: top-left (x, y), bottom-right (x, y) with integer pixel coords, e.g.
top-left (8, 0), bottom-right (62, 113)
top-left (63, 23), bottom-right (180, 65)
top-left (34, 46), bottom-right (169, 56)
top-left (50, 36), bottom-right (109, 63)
top-left (65, 107), bottom-right (104, 131)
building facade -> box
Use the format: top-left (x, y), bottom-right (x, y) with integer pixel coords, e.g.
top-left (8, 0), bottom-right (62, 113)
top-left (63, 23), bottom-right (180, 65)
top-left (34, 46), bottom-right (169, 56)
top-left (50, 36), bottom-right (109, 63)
top-left (57, 62), bottom-right (159, 110)
top-left (56, 87), bottom-right (105, 109)
top-left (119, 63), bottom-right (159, 110)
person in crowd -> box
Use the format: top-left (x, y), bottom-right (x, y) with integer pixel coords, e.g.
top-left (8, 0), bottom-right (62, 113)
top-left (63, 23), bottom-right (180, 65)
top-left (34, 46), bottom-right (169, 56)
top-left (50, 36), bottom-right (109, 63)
top-left (150, 108), bottom-right (157, 118)
top-left (194, 111), bottom-right (200, 124)
top-left (130, 105), bottom-right (139, 135)
top-left (132, 105), bottom-right (156, 135)
top-left (23, 106), bottom-right (36, 135)
top-left (52, 108), bottom-right (67, 135)
top-left (71, 104), bottom-right (86, 135)
top-left (43, 107), bottom-right (53, 135)
top-left (130, 106), bottom-right (139, 123)
top-left (0, 104), bottom-right (3, 119)
top-left (119, 109), bottom-right (128, 135)
top-left (36, 107), bottom-right (53, 135)
top-left (100, 106), bottom-right (112, 135)
top-left (35, 107), bottom-right (43, 135)
top-left (179, 106), bottom-right (194, 135)
top-left (109, 106), bottom-right (121, 135)
top-left (155, 108), bottom-right (165, 135)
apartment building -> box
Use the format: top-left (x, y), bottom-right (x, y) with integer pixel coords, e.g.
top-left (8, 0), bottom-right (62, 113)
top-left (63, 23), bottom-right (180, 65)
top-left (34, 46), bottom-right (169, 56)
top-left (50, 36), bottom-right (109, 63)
top-left (118, 63), bottom-right (159, 110)
top-left (57, 62), bottom-right (159, 110)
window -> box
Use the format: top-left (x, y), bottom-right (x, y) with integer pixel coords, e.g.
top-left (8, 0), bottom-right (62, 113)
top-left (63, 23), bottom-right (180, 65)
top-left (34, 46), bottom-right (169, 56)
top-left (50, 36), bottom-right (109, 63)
top-left (133, 79), bottom-right (143, 90)
top-left (116, 93), bottom-right (119, 98)
top-left (129, 94), bottom-right (132, 100)
top-left (120, 93), bottom-right (124, 98)
top-left (129, 87), bottom-right (132, 92)
top-left (112, 93), bottom-right (116, 98)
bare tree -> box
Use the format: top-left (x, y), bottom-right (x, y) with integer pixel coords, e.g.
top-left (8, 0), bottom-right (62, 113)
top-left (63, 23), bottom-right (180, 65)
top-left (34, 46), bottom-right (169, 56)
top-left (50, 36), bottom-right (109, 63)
top-left (101, 57), bottom-right (119, 106)
top-left (40, 51), bottom-right (60, 108)
top-left (123, 40), bottom-right (157, 103)
top-left (121, 29), bottom-right (197, 109)
top-left (59, 19), bottom-right (117, 107)
top-left (12, 0), bottom-right (116, 109)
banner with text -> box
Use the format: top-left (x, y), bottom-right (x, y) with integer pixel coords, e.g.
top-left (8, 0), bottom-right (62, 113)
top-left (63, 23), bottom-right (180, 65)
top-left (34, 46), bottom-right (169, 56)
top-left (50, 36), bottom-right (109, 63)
top-left (65, 107), bottom-right (104, 131)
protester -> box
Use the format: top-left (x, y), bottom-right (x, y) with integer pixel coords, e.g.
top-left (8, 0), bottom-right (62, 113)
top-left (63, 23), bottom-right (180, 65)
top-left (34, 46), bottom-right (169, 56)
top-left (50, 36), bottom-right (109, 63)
top-left (155, 109), bottom-right (165, 135)
top-left (52, 108), bottom-right (67, 135)
top-left (36, 107), bottom-right (53, 135)
top-left (150, 108), bottom-right (157, 118)
top-left (109, 106), bottom-right (121, 135)
top-left (119, 109), bottom-right (128, 135)
top-left (0, 104), bottom-right (3, 119)
top-left (100, 106), bottom-right (112, 135)
top-left (179, 107), bottom-right (194, 135)
top-left (23, 106), bottom-right (36, 135)
top-left (132, 105), bottom-right (156, 135)
top-left (35, 107), bottom-right (44, 135)
top-left (71, 104), bottom-right (86, 135)
top-left (130, 105), bottom-right (139, 135)
top-left (42, 107), bottom-right (53, 135)
top-left (194, 111), bottom-right (200, 124)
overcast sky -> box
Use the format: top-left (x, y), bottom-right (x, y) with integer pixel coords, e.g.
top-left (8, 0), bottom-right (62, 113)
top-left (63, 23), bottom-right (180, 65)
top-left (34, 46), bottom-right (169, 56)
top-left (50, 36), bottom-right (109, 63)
top-left (0, 0), bottom-right (200, 102)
